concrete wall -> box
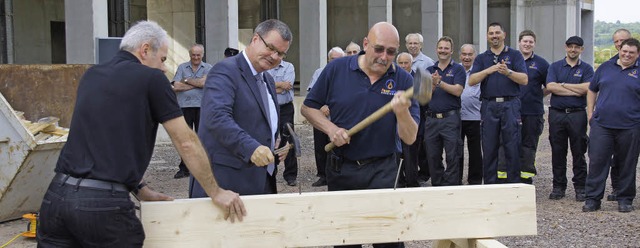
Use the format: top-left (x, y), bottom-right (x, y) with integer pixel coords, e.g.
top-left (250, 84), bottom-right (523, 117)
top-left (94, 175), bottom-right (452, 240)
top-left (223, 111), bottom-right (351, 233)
top-left (328, 0), bottom-right (369, 51)
top-left (279, 0), bottom-right (300, 84)
top-left (147, 0), bottom-right (196, 80)
top-left (13, 0), bottom-right (65, 64)
top-left (393, 0), bottom-right (422, 54)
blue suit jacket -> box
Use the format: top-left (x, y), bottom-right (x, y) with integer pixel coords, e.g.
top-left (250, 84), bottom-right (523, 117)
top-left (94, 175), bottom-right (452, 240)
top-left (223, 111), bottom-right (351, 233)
top-left (194, 53), bottom-right (280, 196)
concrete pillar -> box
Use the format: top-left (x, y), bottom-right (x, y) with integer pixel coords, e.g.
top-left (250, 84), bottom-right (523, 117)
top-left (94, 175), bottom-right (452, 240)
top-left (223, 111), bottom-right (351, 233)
top-left (205, 0), bottom-right (238, 64)
top-left (64, 0), bottom-right (108, 64)
top-left (299, 0), bottom-right (326, 96)
top-left (473, 0), bottom-right (487, 52)
top-left (368, 0), bottom-right (392, 27)
top-left (422, 0), bottom-right (442, 59)
top-left (510, 0), bottom-right (525, 47)
top-left (580, 2), bottom-right (594, 65)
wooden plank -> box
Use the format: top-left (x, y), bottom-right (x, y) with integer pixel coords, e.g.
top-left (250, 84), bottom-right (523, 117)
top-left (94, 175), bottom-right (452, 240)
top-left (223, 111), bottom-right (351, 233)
top-left (141, 184), bottom-right (536, 247)
top-left (26, 117), bottom-right (59, 135)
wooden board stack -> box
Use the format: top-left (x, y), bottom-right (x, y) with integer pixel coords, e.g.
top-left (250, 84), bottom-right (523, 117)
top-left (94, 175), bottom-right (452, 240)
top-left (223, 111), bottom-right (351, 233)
top-left (16, 111), bottom-right (69, 143)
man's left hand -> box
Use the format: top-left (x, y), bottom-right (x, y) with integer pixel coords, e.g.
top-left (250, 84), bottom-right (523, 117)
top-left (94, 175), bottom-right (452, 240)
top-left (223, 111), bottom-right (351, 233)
top-left (136, 185), bottom-right (174, 201)
top-left (211, 189), bottom-right (246, 223)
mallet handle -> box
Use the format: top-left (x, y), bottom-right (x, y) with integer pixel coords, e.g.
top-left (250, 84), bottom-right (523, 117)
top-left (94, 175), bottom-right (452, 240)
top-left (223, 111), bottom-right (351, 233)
top-left (324, 87), bottom-right (414, 152)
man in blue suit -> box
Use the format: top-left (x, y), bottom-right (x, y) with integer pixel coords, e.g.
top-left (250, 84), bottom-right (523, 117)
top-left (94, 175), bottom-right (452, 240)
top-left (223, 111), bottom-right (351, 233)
top-left (191, 19), bottom-right (291, 196)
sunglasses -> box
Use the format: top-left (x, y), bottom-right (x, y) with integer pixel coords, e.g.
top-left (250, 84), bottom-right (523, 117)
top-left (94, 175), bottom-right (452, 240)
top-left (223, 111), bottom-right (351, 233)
top-left (257, 33), bottom-right (287, 58)
top-left (373, 45), bottom-right (398, 56)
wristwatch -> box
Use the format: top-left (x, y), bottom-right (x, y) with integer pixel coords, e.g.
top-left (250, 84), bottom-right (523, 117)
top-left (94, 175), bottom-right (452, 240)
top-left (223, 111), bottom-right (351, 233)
top-left (561, 82), bottom-right (566, 87)
top-left (183, 78), bottom-right (189, 84)
top-left (132, 181), bottom-right (147, 195)
top-left (507, 69), bottom-right (512, 76)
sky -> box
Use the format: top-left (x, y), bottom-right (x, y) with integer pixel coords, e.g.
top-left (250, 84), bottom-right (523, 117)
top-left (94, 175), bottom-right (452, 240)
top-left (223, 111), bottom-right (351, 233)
top-left (594, 0), bottom-right (640, 23)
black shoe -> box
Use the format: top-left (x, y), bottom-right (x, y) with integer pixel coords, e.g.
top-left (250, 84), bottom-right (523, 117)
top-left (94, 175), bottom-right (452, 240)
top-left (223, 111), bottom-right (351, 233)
top-left (311, 178), bottom-right (327, 187)
top-left (575, 189), bottom-right (586, 202)
top-left (618, 203), bottom-right (634, 213)
top-left (607, 189), bottom-right (617, 201)
top-left (549, 188), bottom-right (566, 200)
top-left (582, 200), bottom-right (601, 212)
top-left (173, 170), bottom-right (190, 179)
top-left (286, 180), bottom-right (297, 186)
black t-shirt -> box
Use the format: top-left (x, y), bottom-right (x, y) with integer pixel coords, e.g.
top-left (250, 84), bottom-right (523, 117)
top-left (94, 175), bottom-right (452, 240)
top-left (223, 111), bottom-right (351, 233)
top-left (55, 51), bottom-right (182, 189)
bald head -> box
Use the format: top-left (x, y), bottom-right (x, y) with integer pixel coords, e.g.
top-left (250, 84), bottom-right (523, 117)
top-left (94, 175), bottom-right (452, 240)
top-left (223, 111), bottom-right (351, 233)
top-left (396, 52), bottom-right (413, 73)
top-left (362, 22), bottom-right (401, 76)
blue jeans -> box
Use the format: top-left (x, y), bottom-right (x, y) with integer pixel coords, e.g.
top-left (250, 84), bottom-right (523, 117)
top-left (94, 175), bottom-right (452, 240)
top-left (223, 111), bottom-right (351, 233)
top-left (37, 180), bottom-right (144, 247)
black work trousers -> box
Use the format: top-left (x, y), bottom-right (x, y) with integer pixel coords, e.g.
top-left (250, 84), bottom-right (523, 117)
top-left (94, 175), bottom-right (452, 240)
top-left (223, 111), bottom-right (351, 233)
top-left (548, 108), bottom-right (588, 190)
top-left (459, 120), bottom-right (483, 184)
top-left (277, 102), bottom-right (298, 182)
top-left (178, 107), bottom-right (200, 172)
top-left (312, 127), bottom-right (329, 179)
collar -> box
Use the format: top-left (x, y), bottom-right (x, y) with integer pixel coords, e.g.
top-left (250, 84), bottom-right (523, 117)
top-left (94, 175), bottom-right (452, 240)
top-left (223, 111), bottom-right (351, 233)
top-left (523, 52), bottom-right (535, 61)
top-left (118, 50), bottom-right (141, 64)
top-left (486, 45), bottom-right (509, 56)
top-left (434, 59), bottom-right (455, 68)
top-left (241, 51), bottom-right (259, 76)
top-left (562, 57), bottom-right (582, 67)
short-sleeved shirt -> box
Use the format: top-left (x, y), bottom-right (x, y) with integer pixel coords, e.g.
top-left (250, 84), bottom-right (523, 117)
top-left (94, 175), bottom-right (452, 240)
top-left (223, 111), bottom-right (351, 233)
top-left (519, 53), bottom-right (550, 115)
top-left (307, 66), bottom-right (324, 91)
top-left (546, 58), bottom-right (594, 109)
top-left (426, 60), bottom-right (466, 113)
top-left (470, 46), bottom-right (528, 99)
top-left (55, 51), bottom-right (183, 189)
top-left (460, 66), bottom-right (481, 121)
top-left (172, 61), bottom-right (212, 108)
top-left (304, 52), bottom-right (420, 161)
top-left (267, 60), bottom-right (295, 105)
top-left (411, 52), bottom-right (435, 72)
top-left (589, 59), bottom-right (640, 129)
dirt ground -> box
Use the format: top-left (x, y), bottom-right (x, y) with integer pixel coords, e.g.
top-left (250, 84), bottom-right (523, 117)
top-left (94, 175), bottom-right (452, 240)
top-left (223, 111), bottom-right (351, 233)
top-left (1, 122), bottom-right (639, 247)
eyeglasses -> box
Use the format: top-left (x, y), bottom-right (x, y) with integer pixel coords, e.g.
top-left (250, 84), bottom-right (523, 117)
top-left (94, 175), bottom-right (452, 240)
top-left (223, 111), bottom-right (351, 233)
top-left (373, 45), bottom-right (398, 56)
top-left (257, 34), bottom-right (287, 58)
top-left (493, 55), bottom-right (499, 64)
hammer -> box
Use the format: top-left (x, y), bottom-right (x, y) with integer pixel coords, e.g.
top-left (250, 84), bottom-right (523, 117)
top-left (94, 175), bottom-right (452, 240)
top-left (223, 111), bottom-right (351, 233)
top-left (324, 67), bottom-right (433, 152)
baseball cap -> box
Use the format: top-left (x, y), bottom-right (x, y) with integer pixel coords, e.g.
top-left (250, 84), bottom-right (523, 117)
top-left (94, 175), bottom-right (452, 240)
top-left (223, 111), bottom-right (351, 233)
top-left (565, 36), bottom-right (584, 46)
top-left (224, 47), bottom-right (239, 57)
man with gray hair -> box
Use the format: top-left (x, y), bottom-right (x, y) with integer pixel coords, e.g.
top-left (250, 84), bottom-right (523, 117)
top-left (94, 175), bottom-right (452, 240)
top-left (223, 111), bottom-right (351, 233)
top-left (308, 46), bottom-right (345, 187)
top-left (458, 44), bottom-right (483, 185)
top-left (171, 44), bottom-right (213, 179)
top-left (193, 19), bottom-right (291, 196)
top-left (406, 33), bottom-right (435, 72)
top-left (37, 21), bottom-right (245, 247)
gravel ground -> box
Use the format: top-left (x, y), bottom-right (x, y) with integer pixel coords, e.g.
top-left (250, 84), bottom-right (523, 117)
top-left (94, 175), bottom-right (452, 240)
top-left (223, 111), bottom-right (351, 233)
top-left (2, 121), bottom-right (639, 247)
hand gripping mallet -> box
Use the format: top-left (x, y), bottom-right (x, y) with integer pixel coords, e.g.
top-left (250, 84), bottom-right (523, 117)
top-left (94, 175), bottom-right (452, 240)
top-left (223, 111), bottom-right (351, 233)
top-left (324, 67), bottom-right (433, 152)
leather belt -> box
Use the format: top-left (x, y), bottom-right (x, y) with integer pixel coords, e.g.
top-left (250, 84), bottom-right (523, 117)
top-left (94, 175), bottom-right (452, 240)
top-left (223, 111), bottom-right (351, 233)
top-left (483, 96), bottom-right (517, 102)
top-left (426, 109), bottom-right (459, 119)
top-left (345, 154), bottom-right (393, 166)
top-left (53, 173), bottom-right (129, 192)
top-left (550, 107), bottom-right (585, 113)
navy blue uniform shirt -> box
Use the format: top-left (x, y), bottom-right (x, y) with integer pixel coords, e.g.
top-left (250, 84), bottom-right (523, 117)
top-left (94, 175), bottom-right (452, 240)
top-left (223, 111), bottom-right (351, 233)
top-left (55, 51), bottom-right (182, 189)
top-left (519, 53), bottom-right (549, 115)
top-left (470, 46), bottom-right (527, 99)
top-left (546, 58), bottom-right (594, 109)
top-left (426, 60), bottom-right (466, 112)
top-left (589, 59), bottom-right (640, 129)
top-left (304, 52), bottom-right (420, 161)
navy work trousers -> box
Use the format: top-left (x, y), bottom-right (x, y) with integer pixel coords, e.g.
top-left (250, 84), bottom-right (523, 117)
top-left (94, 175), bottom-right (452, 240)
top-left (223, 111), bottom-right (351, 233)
top-left (425, 112), bottom-right (462, 186)
top-left (481, 99), bottom-right (521, 184)
top-left (460, 120), bottom-right (483, 184)
top-left (585, 121), bottom-right (640, 204)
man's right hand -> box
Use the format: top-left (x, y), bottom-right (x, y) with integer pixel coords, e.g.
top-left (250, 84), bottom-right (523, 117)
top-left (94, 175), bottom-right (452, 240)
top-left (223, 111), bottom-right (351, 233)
top-left (251, 145), bottom-right (274, 166)
top-left (211, 188), bottom-right (246, 223)
top-left (329, 127), bottom-right (350, 147)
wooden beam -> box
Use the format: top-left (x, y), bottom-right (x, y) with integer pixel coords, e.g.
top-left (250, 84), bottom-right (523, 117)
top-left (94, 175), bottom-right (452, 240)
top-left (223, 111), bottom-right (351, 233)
top-left (141, 184), bottom-right (536, 247)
